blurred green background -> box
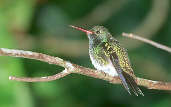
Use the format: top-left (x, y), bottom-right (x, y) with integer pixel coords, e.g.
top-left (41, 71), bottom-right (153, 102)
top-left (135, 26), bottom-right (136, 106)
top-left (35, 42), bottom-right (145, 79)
top-left (0, 0), bottom-right (171, 107)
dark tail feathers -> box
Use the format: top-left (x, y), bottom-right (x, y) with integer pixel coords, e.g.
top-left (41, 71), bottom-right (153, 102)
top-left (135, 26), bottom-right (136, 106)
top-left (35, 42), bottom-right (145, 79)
top-left (119, 71), bottom-right (144, 96)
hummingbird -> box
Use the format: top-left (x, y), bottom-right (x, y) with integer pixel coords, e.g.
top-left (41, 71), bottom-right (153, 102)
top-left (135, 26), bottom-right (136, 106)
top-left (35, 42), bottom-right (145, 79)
top-left (70, 25), bottom-right (144, 96)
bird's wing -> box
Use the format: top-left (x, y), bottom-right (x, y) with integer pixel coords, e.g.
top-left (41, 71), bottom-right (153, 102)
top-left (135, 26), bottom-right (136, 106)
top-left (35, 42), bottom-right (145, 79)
top-left (101, 41), bottom-right (144, 96)
top-left (109, 38), bottom-right (134, 75)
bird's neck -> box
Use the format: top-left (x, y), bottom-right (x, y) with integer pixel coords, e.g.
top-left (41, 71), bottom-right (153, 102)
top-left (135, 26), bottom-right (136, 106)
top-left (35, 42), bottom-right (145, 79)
top-left (87, 34), bottom-right (112, 48)
top-left (88, 37), bottom-right (108, 50)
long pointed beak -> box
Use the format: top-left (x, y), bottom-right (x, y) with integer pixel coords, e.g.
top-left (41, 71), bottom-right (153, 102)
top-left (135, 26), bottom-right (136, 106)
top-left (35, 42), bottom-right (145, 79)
top-left (69, 25), bottom-right (93, 34)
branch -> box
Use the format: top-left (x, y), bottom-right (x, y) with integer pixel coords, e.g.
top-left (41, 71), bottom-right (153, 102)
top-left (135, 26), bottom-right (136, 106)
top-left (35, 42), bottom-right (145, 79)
top-left (122, 33), bottom-right (171, 53)
top-left (9, 69), bottom-right (71, 82)
top-left (118, 0), bottom-right (169, 50)
top-left (0, 48), bottom-right (171, 91)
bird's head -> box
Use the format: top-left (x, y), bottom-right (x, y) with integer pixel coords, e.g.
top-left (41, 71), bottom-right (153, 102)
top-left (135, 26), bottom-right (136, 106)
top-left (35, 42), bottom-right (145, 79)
top-left (70, 25), bottom-right (111, 42)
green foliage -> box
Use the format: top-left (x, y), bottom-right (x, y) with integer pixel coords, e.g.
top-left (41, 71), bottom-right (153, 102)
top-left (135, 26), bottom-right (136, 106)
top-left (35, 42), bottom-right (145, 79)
top-left (0, 0), bottom-right (34, 107)
top-left (0, 0), bottom-right (171, 107)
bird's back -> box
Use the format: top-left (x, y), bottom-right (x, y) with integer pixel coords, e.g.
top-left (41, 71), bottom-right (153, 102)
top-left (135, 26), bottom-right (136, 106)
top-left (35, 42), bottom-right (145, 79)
top-left (108, 37), bottom-right (135, 76)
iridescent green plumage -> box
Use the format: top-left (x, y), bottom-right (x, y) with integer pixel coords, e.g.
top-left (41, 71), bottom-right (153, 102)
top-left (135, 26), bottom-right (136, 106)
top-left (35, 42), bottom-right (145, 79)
top-left (71, 25), bottom-right (144, 96)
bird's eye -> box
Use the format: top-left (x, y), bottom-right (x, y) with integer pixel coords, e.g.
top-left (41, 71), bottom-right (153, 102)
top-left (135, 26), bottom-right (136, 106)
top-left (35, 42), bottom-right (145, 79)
top-left (96, 30), bottom-right (100, 34)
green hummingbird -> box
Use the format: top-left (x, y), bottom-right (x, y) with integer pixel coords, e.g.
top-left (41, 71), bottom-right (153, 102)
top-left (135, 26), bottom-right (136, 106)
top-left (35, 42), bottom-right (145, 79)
top-left (70, 25), bottom-right (144, 96)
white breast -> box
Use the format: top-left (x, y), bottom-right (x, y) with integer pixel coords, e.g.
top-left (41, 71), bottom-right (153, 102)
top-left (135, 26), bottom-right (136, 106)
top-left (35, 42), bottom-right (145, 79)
top-left (89, 53), bottom-right (118, 77)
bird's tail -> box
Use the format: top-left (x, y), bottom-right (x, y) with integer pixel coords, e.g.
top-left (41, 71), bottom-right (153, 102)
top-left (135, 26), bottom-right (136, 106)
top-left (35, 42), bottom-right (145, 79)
top-left (118, 71), bottom-right (144, 96)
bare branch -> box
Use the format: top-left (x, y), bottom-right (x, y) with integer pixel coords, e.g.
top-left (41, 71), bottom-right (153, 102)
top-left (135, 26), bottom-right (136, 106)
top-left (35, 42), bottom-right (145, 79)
top-left (0, 48), bottom-right (171, 90)
top-left (118, 0), bottom-right (169, 50)
top-left (9, 69), bottom-right (71, 82)
top-left (122, 33), bottom-right (171, 53)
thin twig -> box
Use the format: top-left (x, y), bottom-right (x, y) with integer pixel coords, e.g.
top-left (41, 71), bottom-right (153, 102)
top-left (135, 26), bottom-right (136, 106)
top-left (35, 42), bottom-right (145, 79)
top-left (0, 48), bottom-right (171, 90)
top-left (122, 33), bottom-right (171, 53)
top-left (9, 69), bottom-right (71, 82)
top-left (118, 0), bottom-right (169, 50)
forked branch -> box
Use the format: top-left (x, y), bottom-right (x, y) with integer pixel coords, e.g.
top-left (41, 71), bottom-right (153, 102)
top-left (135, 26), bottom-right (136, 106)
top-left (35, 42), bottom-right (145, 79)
top-left (0, 41), bottom-right (171, 90)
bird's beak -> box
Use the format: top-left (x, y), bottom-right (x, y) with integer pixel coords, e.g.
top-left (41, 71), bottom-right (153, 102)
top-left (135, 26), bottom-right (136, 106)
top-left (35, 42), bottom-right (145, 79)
top-left (69, 25), bottom-right (93, 35)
